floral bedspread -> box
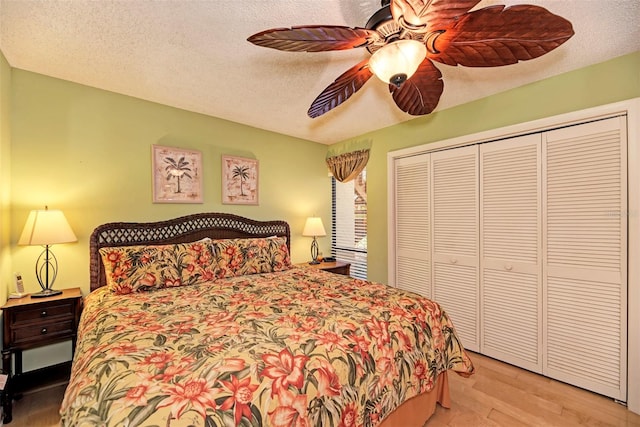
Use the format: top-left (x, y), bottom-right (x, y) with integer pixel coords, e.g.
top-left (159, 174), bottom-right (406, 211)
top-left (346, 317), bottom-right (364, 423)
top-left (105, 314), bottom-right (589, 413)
top-left (60, 267), bottom-right (474, 427)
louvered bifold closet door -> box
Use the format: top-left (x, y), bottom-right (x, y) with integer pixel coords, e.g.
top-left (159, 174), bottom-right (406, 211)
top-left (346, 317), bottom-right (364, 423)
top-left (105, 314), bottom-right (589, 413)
top-left (543, 116), bottom-right (627, 401)
top-left (480, 135), bottom-right (543, 372)
top-left (431, 145), bottom-right (479, 351)
top-left (394, 154), bottom-right (431, 297)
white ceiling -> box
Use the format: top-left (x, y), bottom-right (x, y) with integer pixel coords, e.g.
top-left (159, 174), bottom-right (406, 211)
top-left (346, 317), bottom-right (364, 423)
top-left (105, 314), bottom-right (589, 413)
top-left (1, 0), bottom-right (639, 145)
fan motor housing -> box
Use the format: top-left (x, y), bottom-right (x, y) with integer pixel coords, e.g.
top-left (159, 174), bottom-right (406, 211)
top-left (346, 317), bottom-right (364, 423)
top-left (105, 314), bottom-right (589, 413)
top-left (365, 4), bottom-right (403, 54)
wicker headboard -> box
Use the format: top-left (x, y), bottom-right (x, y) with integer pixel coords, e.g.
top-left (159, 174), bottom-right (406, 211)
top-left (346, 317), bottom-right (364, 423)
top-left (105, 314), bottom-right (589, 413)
top-left (89, 212), bottom-right (290, 291)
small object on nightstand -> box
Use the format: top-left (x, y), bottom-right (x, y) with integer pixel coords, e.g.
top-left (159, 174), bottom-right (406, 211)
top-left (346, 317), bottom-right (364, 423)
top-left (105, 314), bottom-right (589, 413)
top-left (9, 274), bottom-right (27, 299)
top-left (9, 273), bottom-right (29, 299)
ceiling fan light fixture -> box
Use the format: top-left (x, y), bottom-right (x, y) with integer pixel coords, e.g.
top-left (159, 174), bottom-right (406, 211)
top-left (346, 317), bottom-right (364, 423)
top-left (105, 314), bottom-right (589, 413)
top-left (368, 39), bottom-right (426, 87)
top-left (248, 1), bottom-right (574, 118)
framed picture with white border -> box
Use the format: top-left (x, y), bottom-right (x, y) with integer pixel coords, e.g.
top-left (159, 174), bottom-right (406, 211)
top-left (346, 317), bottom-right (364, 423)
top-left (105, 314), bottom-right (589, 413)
top-left (221, 155), bottom-right (259, 205)
top-left (152, 145), bottom-right (203, 203)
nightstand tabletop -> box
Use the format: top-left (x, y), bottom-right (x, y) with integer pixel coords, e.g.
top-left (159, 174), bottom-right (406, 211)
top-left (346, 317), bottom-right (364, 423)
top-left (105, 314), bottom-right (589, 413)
top-left (297, 260), bottom-right (348, 268)
top-left (296, 260), bottom-right (351, 276)
top-left (2, 287), bottom-right (82, 309)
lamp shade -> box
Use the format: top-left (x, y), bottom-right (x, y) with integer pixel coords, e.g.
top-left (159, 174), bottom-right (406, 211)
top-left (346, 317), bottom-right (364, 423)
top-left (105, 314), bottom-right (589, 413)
top-left (369, 39), bottom-right (427, 87)
top-left (302, 217), bottom-right (326, 237)
top-left (18, 209), bottom-right (77, 246)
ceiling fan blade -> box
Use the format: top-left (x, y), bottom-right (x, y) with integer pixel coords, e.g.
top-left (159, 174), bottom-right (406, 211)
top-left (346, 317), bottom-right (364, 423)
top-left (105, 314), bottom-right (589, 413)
top-left (308, 59), bottom-right (374, 118)
top-left (390, 59), bottom-right (443, 116)
top-left (430, 5), bottom-right (574, 67)
top-left (247, 26), bottom-right (380, 52)
top-left (390, 0), bottom-right (481, 32)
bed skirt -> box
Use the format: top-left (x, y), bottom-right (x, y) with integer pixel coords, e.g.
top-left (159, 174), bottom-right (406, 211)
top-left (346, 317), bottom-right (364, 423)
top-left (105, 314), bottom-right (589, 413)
top-left (379, 371), bottom-right (450, 427)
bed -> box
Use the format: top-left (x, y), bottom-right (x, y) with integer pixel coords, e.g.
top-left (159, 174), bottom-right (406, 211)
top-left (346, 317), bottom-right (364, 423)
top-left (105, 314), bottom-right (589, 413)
top-left (60, 212), bottom-right (474, 427)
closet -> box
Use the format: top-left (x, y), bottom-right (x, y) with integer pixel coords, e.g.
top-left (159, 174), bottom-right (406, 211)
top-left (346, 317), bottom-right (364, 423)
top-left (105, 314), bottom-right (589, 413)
top-left (391, 115), bottom-right (627, 401)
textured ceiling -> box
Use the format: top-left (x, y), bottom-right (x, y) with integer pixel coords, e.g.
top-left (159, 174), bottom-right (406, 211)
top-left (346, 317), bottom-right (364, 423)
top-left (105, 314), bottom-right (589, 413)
top-left (1, 0), bottom-right (639, 144)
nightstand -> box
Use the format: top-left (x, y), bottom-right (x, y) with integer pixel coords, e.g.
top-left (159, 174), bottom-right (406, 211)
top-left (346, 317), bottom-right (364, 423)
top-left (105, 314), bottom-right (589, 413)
top-left (298, 260), bottom-right (351, 276)
top-left (1, 287), bottom-right (82, 423)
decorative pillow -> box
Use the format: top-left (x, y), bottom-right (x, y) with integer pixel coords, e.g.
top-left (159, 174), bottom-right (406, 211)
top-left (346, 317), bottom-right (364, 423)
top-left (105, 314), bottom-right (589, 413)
top-left (99, 239), bottom-right (216, 294)
top-left (211, 236), bottom-right (291, 278)
top-left (177, 239), bottom-right (217, 287)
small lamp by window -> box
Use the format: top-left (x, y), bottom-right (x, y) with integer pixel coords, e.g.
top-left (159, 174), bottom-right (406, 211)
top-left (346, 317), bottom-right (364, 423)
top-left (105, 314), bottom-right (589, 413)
top-left (18, 206), bottom-right (77, 298)
top-left (302, 217), bottom-right (326, 265)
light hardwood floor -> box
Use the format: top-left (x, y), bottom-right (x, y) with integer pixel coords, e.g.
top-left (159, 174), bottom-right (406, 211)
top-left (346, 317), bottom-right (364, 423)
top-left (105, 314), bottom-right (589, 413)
top-left (429, 352), bottom-right (640, 427)
top-left (5, 352), bottom-right (640, 426)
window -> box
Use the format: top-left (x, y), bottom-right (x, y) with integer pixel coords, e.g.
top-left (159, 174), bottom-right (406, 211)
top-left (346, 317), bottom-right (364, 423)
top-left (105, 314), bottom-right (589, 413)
top-left (332, 168), bottom-right (367, 279)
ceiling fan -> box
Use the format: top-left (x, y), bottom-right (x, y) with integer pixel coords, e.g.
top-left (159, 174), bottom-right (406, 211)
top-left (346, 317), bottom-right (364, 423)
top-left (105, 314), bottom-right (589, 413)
top-left (247, 0), bottom-right (574, 118)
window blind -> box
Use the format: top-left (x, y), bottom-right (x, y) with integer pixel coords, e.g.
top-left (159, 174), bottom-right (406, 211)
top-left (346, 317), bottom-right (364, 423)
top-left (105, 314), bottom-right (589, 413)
top-left (332, 169), bottom-right (367, 279)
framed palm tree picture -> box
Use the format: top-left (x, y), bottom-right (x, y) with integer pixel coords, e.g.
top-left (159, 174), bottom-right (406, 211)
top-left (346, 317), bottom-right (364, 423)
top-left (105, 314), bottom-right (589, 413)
top-left (152, 145), bottom-right (203, 203)
top-left (222, 155), bottom-right (259, 205)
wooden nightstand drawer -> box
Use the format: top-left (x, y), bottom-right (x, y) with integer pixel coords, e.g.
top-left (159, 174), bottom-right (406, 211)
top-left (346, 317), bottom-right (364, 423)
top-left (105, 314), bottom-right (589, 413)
top-left (11, 319), bottom-right (75, 346)
top-left (10, 301), bottom-right (75, 326)
top-left (324, 263), bottom-right (350, 276)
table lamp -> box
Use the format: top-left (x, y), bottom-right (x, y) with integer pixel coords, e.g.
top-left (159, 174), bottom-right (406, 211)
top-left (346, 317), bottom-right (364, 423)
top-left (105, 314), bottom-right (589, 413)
top-left (18, 206), bottom-right (77, 298)
top-left (302, 217), bottom-right (326, 265)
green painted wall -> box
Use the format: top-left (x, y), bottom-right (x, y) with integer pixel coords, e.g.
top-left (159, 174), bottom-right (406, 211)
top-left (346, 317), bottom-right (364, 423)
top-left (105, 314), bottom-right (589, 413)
top-left (0, 51), bottom-right (10, 304)
top-left (9, 70), bottom-right (332, 300)
top-left (8, 69), bottom-right (333, 371)
top-left (330, 51), bottom-right (640, 283)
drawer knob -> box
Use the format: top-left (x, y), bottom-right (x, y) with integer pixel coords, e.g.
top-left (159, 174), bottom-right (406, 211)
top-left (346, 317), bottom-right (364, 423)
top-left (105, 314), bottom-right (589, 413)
top-left (451, 258), bottom-right (458, 264)
top-left (41, 327), bottom-right (48, 334)
top-left (505, 264), bottom-right (513, 271)
top-left (41, 310), bottom-right (48, 317)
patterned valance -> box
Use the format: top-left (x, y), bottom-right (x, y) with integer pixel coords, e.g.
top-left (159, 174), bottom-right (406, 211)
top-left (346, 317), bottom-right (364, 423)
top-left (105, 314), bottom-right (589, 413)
top-left (326, 149), bottom-right (370, 183)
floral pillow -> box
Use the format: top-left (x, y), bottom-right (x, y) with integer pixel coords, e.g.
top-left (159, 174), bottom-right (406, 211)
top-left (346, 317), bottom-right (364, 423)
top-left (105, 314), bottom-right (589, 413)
top-left (211, 236), bottom-right (291, 279)
top-left (99, 239), bottom-right (216, 295)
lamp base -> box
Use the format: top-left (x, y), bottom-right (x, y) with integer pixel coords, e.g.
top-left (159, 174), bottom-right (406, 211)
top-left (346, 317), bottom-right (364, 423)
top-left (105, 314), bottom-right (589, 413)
top-left (309, 237), bottom-right (321, 265)
top-left (30, 288), bottom-right (63, 298)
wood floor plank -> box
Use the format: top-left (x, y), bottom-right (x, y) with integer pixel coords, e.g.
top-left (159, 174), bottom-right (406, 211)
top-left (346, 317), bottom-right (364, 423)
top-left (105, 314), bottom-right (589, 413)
top-left (487, 408), bottom-right (531, 427)
top-left (472, 366), bottom-right (564, 414)
top-left (447, 370), bottom-right (554, 425)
